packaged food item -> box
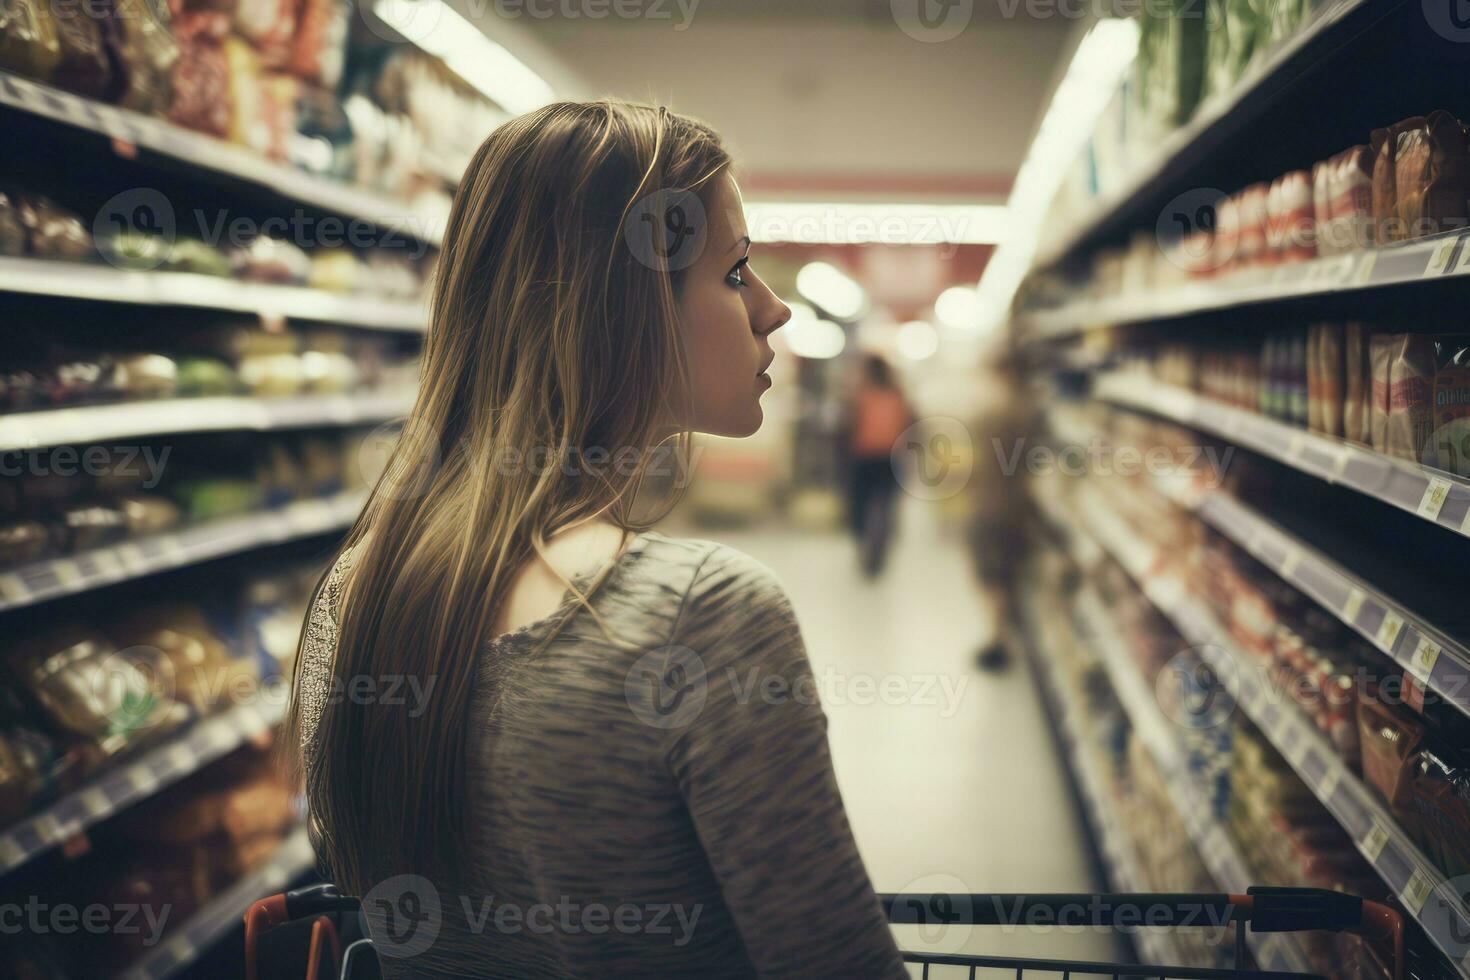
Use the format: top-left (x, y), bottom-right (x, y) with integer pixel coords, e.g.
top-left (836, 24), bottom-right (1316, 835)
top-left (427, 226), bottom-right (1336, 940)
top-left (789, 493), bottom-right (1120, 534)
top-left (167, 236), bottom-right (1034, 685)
top-left (1382, 333), bottom-right (1436, 463)
top-left (1326, 146), bottom-right (1375, 253)
top-left (106, 603), bottom-right (258, 713)
top-left (1288, 329), bottom-right (1308, 427)
top-left (8, 626), bottom-right (181, 753)
top-left (290, 0), bottom-right (348, 88)
top-left (168, 12), bottom-right (232, 137)
top-left (1393, 111), bottom-right (1470, 241)
top-left (1431, 336), bottom-right (1470, 476)
top-left (1237, 183), bottom-right (1269, 268)
top-left (1316, 323), bottom-right (1345, 437)
top-left (1307, 325), bottom-right (1323, 433)
top-left (0, 191), bottom-right (24, 256)
top-left (1344, 323), bottom-right (1369, 443)
top-left (1311, 159), bottom-right (1333, 255)
top-left (228, 236), bottom-right (310, 284)
top-left (1268, 170), bottom-right (1314, 261)
top-left (232, 0), bottom-right (296, 68)
top-left (0, 0), bottom-right (62, 82)
top-left (0, 520), bottom-right (51, 566)
top-left (18, 195), bottom-right (92, 261)
top-left (114, 353), bottom-right (178, 400)
top-left (1371, 117), bottom-right (1426, 244)
top-left (1369, 333), bottom-right (1393, 451)
top-left (47, 4), bottom-right (113, 100)
top-left (102, 0), bottom-right (179, 114)
top-left (1405, 744), bottom-right (1470, 878)
top-left (175, 355), bottom-right (239, 396)
top-left (1358, 693), bottom-right (1425, 819)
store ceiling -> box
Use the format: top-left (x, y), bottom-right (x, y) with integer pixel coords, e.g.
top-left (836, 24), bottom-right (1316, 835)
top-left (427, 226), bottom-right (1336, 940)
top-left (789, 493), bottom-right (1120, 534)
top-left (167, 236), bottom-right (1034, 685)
top-left (469, 0), bottom-right (1081, 204)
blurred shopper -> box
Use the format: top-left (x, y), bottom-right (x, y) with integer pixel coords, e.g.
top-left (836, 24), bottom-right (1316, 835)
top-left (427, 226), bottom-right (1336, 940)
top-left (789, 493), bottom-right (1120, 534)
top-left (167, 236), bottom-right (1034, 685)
top-left (843, 353), bottom-right (916, 578)
top-left (286, 102), bottom-right (908, 979)
top-left (966, 344), bottom-right (1042, 672)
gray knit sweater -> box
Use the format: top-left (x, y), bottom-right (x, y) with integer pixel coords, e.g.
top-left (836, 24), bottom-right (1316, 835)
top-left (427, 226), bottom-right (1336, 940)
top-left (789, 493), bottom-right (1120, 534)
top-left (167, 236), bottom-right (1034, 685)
top-left (296, 530), bottom-right (907, 978)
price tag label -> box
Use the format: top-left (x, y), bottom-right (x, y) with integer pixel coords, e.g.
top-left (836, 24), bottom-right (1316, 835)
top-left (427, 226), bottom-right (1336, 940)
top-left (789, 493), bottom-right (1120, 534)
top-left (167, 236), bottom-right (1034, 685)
top-left (1378, 610), bottom-right (1406, 650)
top-left (1286, 432), bottom-right (1307, 459)
top-left (1353, 251), bottom-right (1378, 283)
top-left (1419, 477), bottom-right (1452, 520)
top-left (115, 543), bottom-right (148, 574)
top-left (32, 813), bottom-right (62, 845)
top-left (1331, 445), bottom-right (1352, 479)
top-left (50, 560), bottom-right (82, 589)
top-left (1402, 869), bottom-right (1434, 916)
top-left (88, 550), bottom-right (123, 580)
top-left (1319, 766), bottom-right (1342, 800)
top-left (1280, 549), bottom-right (1302, 579)
top-left (1409, 636), bottom-right (1442, 685)
top-left (78, 787), bottom-right (111, 818)
top-left (1426, 238), bottom-right (1458, 275)
top-left (0, 836), bottom-right (23, 869)
top-left (0, 573), bottom-right (28, 605)
top-left (1343, 588), bottom-right (1366, 623)
top-left (1362, 821), bottom-right (1391, 862)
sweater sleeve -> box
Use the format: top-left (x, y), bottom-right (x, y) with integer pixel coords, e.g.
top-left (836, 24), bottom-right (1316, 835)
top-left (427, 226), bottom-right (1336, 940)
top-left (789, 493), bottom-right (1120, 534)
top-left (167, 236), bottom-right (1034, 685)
top-left (660, 544), bottom-right (907, 979)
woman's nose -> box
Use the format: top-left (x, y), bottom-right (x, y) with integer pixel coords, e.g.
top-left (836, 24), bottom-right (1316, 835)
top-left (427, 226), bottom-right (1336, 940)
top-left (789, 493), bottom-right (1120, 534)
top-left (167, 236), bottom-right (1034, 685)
top-left (758, 296), bottom-right (792, 336)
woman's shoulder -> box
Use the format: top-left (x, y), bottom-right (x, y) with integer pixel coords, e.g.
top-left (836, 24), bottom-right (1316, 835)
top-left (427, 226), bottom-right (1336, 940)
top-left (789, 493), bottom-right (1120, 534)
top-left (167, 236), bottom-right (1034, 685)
top-left (636, 531), bottom-right (799, 650)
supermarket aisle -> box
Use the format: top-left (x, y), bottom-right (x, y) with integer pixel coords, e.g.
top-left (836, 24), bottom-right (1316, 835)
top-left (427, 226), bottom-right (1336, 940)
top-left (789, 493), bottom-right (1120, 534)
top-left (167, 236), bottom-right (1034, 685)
top-left (698, 496), bottom-right (1127, 964)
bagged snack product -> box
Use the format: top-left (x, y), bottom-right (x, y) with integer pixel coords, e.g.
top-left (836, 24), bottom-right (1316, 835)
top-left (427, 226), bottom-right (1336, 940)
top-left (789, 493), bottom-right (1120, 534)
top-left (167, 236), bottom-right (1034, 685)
top-left (168, 12), bottom-right (232, 137)
top-left (102, 0), bottom-right (179, 114)
top-left (1369, 333), bottom-right (1394, 450)
top-left (1307, 325), bottom-right (1323, 433)
top-left (1393, 111), bottom-right (1470, 241)
top-left (1372, 117), bottom-right (1427, 244)
top-left (0, 0), bottom-right (62, 82)
top-left (1318, 323), bottom-right (1346, 437)
top-left (1358, 693), bottom-right (1425, 817)
top-left (1329, 145), bottom-right (1375, 252)
top-left (1431, 335), bottom-right (1470, 476)
top-left (290, 0), bottom-right (348, 88)
top-left (1383, 333), bottom-right (1436, 463)
top-left (47, 4), bottom-right (113, 100)
top-left (1269, 171), bottom-right (1315, 261)
top-left (18, 195), bottom-right (92, 261)
top-left (1344, 323), bottom-right (1369, 443)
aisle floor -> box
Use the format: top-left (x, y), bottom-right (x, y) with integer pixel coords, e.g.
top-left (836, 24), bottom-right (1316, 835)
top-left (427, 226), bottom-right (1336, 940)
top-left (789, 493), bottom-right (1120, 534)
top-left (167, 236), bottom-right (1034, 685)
top-left (684, 495), bottom-right (1128, 970)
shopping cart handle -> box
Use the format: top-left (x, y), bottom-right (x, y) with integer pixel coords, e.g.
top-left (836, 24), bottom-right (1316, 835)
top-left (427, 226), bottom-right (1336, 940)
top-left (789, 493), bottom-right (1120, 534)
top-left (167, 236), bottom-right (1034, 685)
top-left (1245, 887), bottom-right (1362, 933)
top-left (283, 882), bottom-right (361, 919)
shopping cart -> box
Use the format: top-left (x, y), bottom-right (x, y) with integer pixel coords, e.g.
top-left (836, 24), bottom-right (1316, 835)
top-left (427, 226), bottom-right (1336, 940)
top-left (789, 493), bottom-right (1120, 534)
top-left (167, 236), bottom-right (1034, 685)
top-left (245, 883), bottom-right (1403, 979)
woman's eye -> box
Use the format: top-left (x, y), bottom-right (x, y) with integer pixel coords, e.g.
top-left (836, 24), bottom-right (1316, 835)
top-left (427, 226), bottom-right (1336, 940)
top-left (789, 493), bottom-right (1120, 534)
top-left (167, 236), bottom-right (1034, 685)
top-left (727, 259), bottom-right (750, 288)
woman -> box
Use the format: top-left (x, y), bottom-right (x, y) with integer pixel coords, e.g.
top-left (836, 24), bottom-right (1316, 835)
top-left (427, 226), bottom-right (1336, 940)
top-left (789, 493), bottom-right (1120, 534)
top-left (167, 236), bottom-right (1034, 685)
top-left (286, 102), bottom-right (907, 978)
top-left (843, 353), bottom-right (915, 578)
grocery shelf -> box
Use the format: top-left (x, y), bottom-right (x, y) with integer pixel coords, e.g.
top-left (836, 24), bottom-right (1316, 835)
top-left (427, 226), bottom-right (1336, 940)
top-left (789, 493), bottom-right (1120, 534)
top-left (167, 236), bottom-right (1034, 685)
top-left (0, 490), bottom-right (367, 613)
top-left (118, 825), bottom-right (313, 980)
top-left (1075, 483), bottom-right (1470, 975)
top-left (1177, 481), bottom-right (1470, 720)
top-left (0, 71), bottom-right (445, 246)
top-left (0, 696), bottom-right (286, 878)
top-left (1068, 587), bottom-right (1318, 976)
top-left (0, 388), bottom-right (414, 452)
top-left (0, 256), bottom-right (428, 331)
top-left (1024, 231), bottom-right (1467, 337)
top-left (1018, 593), bottom-right (1187, 971)
top-left (1092, 373), bottom-right (1470, 540)
top-left (1031, 0), bottom-right (1381, 271)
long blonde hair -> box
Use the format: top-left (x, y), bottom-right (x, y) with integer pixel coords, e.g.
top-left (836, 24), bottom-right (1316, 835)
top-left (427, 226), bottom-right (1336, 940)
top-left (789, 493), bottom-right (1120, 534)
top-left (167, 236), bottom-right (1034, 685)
top-left (285, 101), bottom-right (731, 896)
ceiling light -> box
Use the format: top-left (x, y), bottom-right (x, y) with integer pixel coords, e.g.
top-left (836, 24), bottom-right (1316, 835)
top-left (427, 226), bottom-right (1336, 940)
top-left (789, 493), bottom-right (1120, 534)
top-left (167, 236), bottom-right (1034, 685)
top-left (783, 317), bottom-right (847, 360)
top-left (795, 261), bottom-right (867, 320)
top-left (896, 321), bottom-right (939, 361)
top-left (372, 0), bottom-right (555, 114)
top-left (973, 18), bottom-right (1140, 331)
